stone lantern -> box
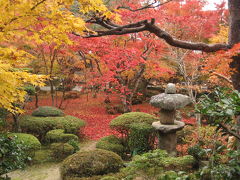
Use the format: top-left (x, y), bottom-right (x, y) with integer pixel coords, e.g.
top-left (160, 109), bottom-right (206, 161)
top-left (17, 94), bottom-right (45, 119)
top-left (150, 83), bottom-right (191, 156)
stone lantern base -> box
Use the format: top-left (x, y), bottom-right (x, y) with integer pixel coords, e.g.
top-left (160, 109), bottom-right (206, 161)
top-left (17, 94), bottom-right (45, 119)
top-left (152, 121), bottom-right (185, 156)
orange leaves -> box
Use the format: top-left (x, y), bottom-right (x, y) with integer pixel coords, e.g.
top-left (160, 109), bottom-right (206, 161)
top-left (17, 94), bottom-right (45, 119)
top-left (204, 43), bottom-right (240, 85)
top-left (144, 59), bottom-right (174, 80)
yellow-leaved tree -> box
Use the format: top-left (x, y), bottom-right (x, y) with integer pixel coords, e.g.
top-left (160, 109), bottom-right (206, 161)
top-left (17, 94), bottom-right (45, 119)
top-left (0, 0), bottom-right (111, 113)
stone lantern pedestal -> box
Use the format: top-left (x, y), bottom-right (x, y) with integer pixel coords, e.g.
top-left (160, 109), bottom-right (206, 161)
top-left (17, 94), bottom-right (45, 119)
top-left (150, 83), bottom-right (191, 156)
top-left (152, 120), bottom-right (185, 156)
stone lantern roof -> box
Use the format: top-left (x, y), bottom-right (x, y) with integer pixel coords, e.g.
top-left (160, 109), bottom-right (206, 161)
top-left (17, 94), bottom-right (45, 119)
top-left (150, 83), bottom-right (191, 111)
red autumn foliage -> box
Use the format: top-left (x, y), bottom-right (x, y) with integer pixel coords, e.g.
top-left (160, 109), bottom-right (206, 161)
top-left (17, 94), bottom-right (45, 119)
top-left (25, 93), bottom-right (158, 140)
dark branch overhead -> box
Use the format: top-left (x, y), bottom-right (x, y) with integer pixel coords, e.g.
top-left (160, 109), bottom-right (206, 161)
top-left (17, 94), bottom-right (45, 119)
top-left (74, 18), bottom-right (230, 53)
top-left (116, 0), bottom-right (173, 12)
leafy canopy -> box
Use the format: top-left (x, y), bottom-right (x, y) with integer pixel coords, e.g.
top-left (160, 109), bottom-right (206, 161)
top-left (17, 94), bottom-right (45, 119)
top-left (0, 0), bottom-right (111, 113)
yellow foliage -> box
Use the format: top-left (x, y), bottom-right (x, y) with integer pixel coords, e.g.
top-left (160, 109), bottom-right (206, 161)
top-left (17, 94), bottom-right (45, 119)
top-left (209, 25), bottom-right (228, 44)
top-left (0, 0), bottom-right (110, 113)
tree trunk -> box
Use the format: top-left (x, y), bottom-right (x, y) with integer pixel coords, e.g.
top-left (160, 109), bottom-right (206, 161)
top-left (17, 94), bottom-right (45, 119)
top-left (121, 95), bottom-right (131, 113)
top-left (59, 80), bottom-right (66, 109)
top-left (229, 0), bottom-right (240, 149)
top-left (229, 0), bottom-right (240, 46)
top-left (49, 80), bottom-right (55, 106)
top-left (229, 0), bottom-right (240, 90)
top-left (12, 114), bottom-right (20, 132)
top-left (35, 86), bottom-right (40, 108)
top-left (35, 92), bottom-right (39, 108)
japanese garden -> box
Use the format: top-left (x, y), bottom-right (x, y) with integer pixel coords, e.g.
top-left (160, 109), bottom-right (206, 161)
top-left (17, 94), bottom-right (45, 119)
top-left (0, 0), bottom-right (240, 180)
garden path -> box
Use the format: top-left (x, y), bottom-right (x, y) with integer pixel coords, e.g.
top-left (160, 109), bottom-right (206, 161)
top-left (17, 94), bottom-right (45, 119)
top-left (5, 141), bottom-right (97, 180)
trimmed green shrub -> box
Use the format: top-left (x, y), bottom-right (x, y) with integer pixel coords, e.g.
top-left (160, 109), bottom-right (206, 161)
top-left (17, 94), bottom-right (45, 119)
top-left (96, 135), bottom-right (124, 157)
top-left (32, 106), bottom-right (64, 117)
top-left (19, 115), bottom-right (85, 141)
top-left (45, 129), bottom-right (79, 143)
top-left (110, 112), bottom-right (158, 133)
top-left (128, 123), bottom-right (155, 155)
top-left (110, 112), bottom-right (157, 156)
top-left (51, 143), bottom-right (75, 160)
top-left (68, 139), bottom-right (80, 153)
top-left (8, 133), bottom-right (41, 151)
top-left (60, 149), bottom-right (124, 179)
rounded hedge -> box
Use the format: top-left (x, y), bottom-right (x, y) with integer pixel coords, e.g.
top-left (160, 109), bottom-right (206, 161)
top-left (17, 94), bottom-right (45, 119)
top-left (32, 106), bottom-right (64, 117)
top-left (8, 133), bottom-right (41, 151)
top-left (19, 115), bottom-right (85, 141)
top-left (128, 123), bottom-right (154, 154)
top-left (60, 149), bottom-right (123, 179)
top-left (45, 129), bottom-right (79, 143)
top-left (51, 143), bottom-right (75, 159)
top-left (96, 135), bottom-right (124, 157)
top-left (110, 112), bottom-right (158, 131)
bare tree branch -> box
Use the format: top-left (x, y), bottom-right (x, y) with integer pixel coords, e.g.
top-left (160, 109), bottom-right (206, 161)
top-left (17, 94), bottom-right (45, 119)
top-left (117, 0), bottom-right (173, 12)
top-left (74, 18), bottom-right (230, 53)
top-left (219, 123), bottom-right (240, 141)
top-left (212, 72), bottom-right (233, 84)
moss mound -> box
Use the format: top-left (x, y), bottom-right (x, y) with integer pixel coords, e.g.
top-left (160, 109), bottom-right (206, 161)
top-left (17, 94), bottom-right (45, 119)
top-left (32, 106), bottom-right (64, 117)
top-left (96, 135), bottom-right (124, 157)
top-left (8, 133), bottom-right (41, 151)
top-left (46, 129), bottom-right (79, 143)
top-left (121, 149), bottom-right (196, 179)
top-left (61, 149), bottom-right (123, 179)
top-left (110, 112), bottom-right (158, 131)
top-left (19, 115), bottom-right (85, 141)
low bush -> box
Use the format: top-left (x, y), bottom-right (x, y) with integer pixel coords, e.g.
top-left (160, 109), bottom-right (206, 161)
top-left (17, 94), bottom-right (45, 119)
top-left (0, 134), bottom-right (30, 175)
top-left (121, 149), bottom-right (195, 179)
top-left (176, 125), bottom-right (194, 144)
top-left (110, 112), bottom-right (158, 130)
top-left (45, 129), bottom-right (79, 143)
top-left (32, 106), bottom-right (64, 117)
top-left (158, 171), bottom-right (197, 180)
top-left (51, 143), bottom-right (75, 160)
top-left (128, 123), bottom-right (155, 155)
top-left (188, 144), bottom-right (208, 161)
top-left (7, 133), bottom-right (41, 151)
top-left (60, 149), bottom-right (123, 179)
top-left (110, 112), bottom-right (157, 156)
top-left (67, 139), bottom-right (80, 153)
top-left (110, 112), bottom-right (158, 133)
top-left (196, 149), bottom-right (240, 180)
top-left (19, 115), bottom-right (85, 141)
top-left (96, 135), bottom-right (124, 157)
